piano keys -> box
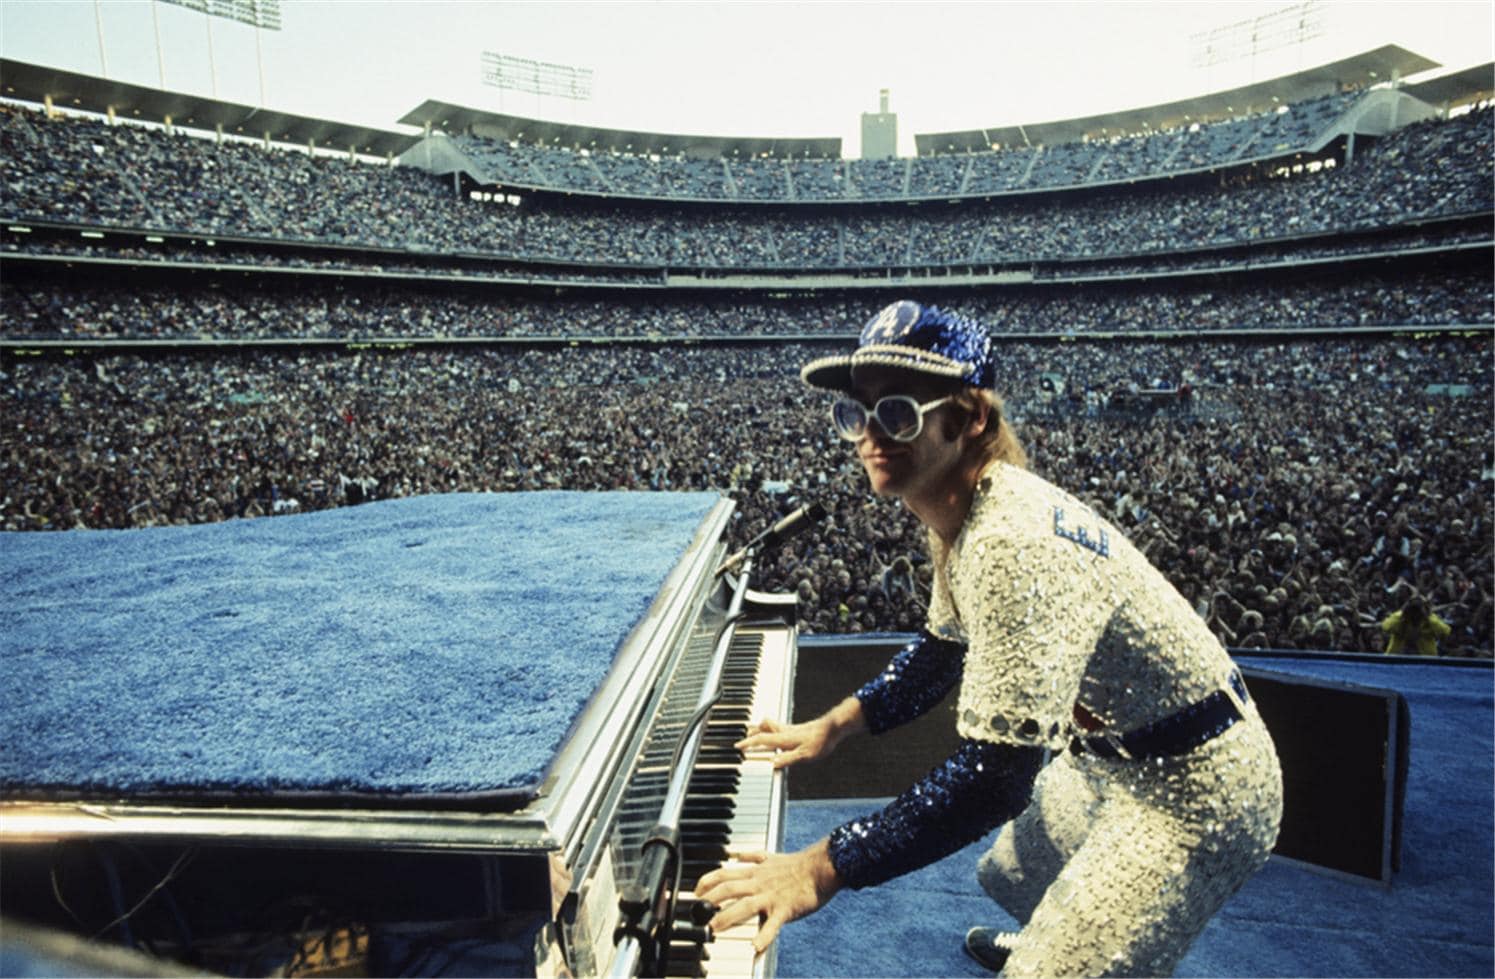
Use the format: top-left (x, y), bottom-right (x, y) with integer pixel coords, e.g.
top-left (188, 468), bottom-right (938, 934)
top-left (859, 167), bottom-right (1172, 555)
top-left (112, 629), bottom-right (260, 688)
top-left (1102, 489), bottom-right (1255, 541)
top-left (664, 623), bottom-right (795, 979)
top-left (589, 581), bottom-right (798, 978)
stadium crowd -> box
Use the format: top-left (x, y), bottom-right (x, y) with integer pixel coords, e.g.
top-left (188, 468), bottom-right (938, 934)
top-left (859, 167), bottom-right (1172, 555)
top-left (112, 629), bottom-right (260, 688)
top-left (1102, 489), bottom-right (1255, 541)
top-left (4, 267), bottom-right (1490, 340)
top-left (439, 92), bottom-right (1362, 200)
top-left (1, 89), bottom-right (1490, 660)
top-left (3, 336), bottom-right (1490, 658)
top-left (4, 219), bottom-right (1488, 296)
top-left (1, 101), bottom-right (1490, 272)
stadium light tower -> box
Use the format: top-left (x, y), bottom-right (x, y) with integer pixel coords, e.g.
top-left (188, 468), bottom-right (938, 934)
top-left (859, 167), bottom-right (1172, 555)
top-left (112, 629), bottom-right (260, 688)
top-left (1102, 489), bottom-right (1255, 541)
top-left (1190, 0), bottom-right (1326, 83)
top-left (481, 52), bottom-right (594, 118)
top-left (155, 0), bottom-right (282, 104)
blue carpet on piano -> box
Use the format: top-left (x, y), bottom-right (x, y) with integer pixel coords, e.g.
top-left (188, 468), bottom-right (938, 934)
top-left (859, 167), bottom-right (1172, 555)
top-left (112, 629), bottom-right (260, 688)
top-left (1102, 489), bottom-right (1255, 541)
top-left (778, 655), bottom-right (1493, 978)
top-left (0, 491), bottom-right (719, 806)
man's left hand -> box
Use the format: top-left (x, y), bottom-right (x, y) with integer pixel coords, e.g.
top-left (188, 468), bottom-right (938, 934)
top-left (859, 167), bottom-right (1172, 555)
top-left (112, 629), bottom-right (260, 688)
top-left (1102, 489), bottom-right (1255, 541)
top-left (694, 839), bottom-right (843, 953)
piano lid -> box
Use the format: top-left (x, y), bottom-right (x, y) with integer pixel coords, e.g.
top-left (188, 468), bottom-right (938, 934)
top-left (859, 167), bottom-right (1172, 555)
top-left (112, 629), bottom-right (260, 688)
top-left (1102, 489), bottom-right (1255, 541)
top-left (0, 491), bottom-right (735, 855)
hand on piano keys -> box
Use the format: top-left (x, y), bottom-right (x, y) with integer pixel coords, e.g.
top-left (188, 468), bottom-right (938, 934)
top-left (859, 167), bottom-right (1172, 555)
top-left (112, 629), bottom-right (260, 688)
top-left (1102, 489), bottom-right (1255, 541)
top-left (734, 695), bottom-right (868, 771)
top-left (733, 718), bottom-right (831, 770)
top-left (664, 625), bottom-right (805, 976)
top-left (693, 839), bottom-right (844, 957)
top-left (668, 881), bottom-right (763, 978)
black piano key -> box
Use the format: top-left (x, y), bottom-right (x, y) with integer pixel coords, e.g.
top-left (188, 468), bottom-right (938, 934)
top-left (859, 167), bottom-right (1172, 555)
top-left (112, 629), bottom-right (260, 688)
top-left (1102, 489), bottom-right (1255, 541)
top-left (680, 863), bottom-right (718, 884)
top-left (686, 844), bottom-right (731, 863)
top-left (686, 775), bottom-right (741, 791)
top-left (664, 946), bottom-right (708, 978)
top-left (670, 924), bottom-right (711, 945)
top-left (679, 819), bottom-right (732, 834)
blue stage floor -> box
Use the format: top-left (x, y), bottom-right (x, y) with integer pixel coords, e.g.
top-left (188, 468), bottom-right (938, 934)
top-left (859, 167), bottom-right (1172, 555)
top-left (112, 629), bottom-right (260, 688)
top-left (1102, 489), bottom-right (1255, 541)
top-left (777, 657), bottom-right (1493, 978)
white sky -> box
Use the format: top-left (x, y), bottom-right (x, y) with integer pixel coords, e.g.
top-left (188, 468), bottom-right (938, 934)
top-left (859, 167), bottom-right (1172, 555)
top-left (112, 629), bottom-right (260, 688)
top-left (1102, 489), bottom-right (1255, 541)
top-left (2, 1), bottom-right (1491, 155)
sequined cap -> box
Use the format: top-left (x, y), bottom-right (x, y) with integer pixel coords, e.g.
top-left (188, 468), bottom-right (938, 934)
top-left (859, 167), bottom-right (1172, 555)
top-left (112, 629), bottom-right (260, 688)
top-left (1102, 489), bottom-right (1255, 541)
top-left (800, 300), bottom-right (997, 392)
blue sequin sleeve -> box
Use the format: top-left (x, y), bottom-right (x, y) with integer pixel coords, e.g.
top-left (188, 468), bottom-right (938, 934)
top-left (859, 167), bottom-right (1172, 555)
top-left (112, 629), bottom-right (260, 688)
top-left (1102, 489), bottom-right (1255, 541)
top-left (826, 739), bottom-right (1043, 890)
top-left (853, 630), bottom-right (966, 735)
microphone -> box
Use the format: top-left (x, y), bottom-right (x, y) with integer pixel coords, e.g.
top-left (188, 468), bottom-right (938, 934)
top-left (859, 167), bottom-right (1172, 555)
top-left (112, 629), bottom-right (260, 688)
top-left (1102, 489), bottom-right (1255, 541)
top-left (716, 501), bottom-right (827, 577)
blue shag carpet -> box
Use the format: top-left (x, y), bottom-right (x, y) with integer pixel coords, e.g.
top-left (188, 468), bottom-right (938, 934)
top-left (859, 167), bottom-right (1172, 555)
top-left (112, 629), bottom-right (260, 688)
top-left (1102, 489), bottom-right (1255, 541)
top-left (777, 655), bottom-right (1494, 978)
top-left (0, 491), bottom-right (719, 807)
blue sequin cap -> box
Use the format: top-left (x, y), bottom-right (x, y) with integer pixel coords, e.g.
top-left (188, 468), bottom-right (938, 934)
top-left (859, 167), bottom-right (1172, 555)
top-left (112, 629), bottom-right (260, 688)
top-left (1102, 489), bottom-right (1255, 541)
top-left (800, 300), bottom-right (997, 392)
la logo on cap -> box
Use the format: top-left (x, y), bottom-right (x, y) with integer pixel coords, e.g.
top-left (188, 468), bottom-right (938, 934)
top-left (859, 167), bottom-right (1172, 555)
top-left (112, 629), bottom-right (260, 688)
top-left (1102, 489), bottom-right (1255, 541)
top-left (863, 300), bottom-right (921, 344)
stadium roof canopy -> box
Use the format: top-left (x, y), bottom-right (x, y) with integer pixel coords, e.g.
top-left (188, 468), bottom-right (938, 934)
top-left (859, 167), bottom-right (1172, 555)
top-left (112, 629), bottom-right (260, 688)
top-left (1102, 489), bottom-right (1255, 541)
top-left (915, 45), bottom-right (1442, 155)
top-left (0, 58), bottom-right (420, 157)
top-left (397, 100), bottom-right (843, 159)
top-left (2, 46), bottom-right (1482, 164)
top-left (1402, 62), bottom-right (1495, 108)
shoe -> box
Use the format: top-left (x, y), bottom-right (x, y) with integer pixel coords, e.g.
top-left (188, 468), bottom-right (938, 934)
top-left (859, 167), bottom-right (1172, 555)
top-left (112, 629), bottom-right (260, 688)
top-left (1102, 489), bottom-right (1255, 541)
top-left (963, 926), bottom-right (1017, 973)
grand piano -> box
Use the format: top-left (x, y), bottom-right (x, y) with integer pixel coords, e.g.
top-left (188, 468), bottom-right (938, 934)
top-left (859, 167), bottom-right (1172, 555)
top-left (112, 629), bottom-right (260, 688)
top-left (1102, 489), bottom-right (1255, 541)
top-left (0, 491), bottom-right (804, 977)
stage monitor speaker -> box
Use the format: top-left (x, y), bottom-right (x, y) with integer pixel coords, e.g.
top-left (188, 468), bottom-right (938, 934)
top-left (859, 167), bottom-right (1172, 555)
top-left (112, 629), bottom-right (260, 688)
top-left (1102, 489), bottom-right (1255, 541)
top-left (1240, 665), bottom-right (1408, 884)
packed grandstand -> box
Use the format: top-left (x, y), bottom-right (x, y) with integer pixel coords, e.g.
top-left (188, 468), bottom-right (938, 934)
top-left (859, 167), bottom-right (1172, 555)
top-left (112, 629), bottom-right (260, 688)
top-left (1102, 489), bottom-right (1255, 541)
top-left (1, 51), bottom-right (1491, 657)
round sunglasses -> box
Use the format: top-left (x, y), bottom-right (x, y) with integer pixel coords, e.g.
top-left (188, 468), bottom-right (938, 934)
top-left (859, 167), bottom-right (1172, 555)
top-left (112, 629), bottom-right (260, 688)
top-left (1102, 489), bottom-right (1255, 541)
top-left (831, 394), bottom-right (954, 442)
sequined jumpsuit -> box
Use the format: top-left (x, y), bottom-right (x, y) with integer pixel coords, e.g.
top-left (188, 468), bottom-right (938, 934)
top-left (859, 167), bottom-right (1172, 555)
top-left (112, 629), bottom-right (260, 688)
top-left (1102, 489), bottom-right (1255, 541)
top-left (827, 462), bottom-right (1283, 977)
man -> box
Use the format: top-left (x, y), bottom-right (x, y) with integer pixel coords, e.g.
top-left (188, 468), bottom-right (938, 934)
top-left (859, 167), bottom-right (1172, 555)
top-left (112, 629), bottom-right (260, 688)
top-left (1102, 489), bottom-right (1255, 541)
top-left (697, 300), bottom-right (1282, 976)
top-left (1381, 595), bottom-right (1452, 655)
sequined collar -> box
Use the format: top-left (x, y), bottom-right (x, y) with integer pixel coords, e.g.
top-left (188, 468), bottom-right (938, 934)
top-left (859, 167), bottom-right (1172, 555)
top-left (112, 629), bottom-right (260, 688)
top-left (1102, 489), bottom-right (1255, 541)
top-left (931, 459), bottom-right (1014, 606)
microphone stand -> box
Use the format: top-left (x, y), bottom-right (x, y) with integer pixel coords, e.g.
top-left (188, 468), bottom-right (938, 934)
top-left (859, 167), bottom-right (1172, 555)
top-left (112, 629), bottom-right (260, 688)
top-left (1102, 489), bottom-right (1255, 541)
top-left (716, 501), bottom-right (826, 578)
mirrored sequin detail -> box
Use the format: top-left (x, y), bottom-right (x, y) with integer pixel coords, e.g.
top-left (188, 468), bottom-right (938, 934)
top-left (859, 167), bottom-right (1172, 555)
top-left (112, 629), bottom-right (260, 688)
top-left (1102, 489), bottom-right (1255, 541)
top-left (827, 739), bottom-right (1043, 890)
top-left (979, 718), bottom-right (1282, 977)
top-left (928, 463), bottom-right (1255, 746)
top-left (853, 629), bottom-right (965, 734)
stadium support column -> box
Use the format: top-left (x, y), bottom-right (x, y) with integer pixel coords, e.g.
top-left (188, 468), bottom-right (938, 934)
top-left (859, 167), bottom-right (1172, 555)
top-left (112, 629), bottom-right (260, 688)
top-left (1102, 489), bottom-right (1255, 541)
top-left (152, 0), bottom-right (165, 88)
top-left (204, 9), bottom-right (218, 98)
top-left (93, 0), bottom-right (108, 76)
top-left (254, 11), bottom-right (267, 107)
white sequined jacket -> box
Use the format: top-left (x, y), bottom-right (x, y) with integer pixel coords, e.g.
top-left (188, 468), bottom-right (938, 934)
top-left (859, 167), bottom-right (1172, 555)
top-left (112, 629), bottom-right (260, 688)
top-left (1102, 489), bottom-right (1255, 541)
top-left (927, 462), bottom-right (1245, 749)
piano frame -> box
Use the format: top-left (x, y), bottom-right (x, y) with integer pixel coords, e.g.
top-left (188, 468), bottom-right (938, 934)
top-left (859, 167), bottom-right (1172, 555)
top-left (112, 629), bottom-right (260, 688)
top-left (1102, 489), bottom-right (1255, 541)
top-left (0, 496), bottom-right (801, 977)
top-left (0, 500), bottom-right (735, 860)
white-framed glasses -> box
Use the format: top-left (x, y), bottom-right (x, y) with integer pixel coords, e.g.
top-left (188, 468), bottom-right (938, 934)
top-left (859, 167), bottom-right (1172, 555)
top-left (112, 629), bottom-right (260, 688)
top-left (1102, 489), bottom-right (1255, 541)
top-left (831, 394), bottom-right (954, 442)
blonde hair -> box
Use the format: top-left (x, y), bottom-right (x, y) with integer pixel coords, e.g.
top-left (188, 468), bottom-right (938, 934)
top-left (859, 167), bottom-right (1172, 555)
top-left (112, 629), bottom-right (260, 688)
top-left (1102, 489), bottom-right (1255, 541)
top-left (952, 388), bottom-right (1027, 470)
